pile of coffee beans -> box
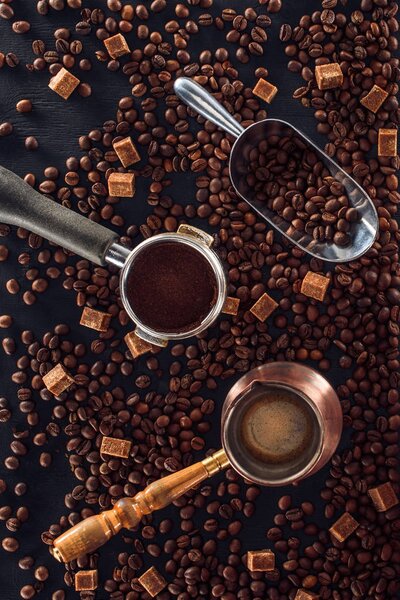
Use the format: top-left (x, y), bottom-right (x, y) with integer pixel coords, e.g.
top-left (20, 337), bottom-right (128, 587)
top-left (0, 0), bottom-right (399, 599)
top-left (245, 133), bottom-right (360, 246)
top-left (281, 1), bottom-right (399, 168)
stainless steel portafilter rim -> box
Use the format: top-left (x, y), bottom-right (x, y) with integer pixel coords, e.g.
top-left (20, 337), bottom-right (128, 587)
top-left (174, 77), bottom-right (378, 264)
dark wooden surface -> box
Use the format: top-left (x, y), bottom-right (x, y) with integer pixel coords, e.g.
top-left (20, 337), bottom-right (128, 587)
top-left (0, 1), bottom-right (358, 599)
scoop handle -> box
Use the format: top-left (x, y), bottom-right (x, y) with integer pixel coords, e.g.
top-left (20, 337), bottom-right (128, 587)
top-left (0, 165), bottom-right (118, 265)
top-left (174, 77), bottom-right (244, 138)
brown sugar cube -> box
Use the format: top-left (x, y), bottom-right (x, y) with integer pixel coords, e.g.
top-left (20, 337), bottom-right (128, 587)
top-left (247, 549), bottom-right (275, 571)
top-left (252, 78), bottom-right (278, 104)
top-left (104, 33), bottom-right (130, 59)
top-left (138, 566), bottom-right (167, 597)
top-left (80, 307), bottom-right (112, 332)
top-left (368, 482), bottom-right (399, 512)
top-left (294, 590), bottom-right (319, 600)
top-left (301, 272), bottom-right (330, 302)
top-left (360, 84), bottom-right (388, 113)
top-left (100, 436), bottom-right (132, 458)
top-left (315, 63), bottom-right (343, 90)
top-left (42, 363), bottom-right (74, 396)
top-left (329, 512), bottom-right (359, 542)
top-left (108, 172), bottom-right (135, 197)
top-left (222, 296), bottom-right (240, 316)
top-left (378, 128), bottom-right (397, 157)
top-left (75, 570), bottom-right (98, 591)
top-left (113, 137), bottom-right (140, 167)
top-left (125, 331), bottom-right (155, 358)
top-left (48, 67), bottom-right (80, 100)
top-left (250, 293), bottom-right (278, 321)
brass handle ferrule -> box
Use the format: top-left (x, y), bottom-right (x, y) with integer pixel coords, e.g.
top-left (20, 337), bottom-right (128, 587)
top-left (202, 449), bottom-right (230, 476)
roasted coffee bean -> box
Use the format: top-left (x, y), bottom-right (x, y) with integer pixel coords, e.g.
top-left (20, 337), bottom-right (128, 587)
top-left (34, 565), bottom-right (49, 581)
top-left (0, 4), bottom-right (14, 19)
top-left (0, 122), bottom-right (13, 136)
top-left (16, 99), bottom-right (33, 113)
top-left (5, 52), bottom-right (19, 67)
top-left (25, 136), bottom-right (39, 151)
top-left (279, 23), bottom-right (292, 41)
top-left (2, 537), bottom-right (19, 552)
top-left (20, 585), bottom-right (36, 600)
top-left (32, 40), bottom-right (46, 55)
top-left (19, 556), bottom-right (35, 570)
top-left (12, 21), bottom-right (31, 34)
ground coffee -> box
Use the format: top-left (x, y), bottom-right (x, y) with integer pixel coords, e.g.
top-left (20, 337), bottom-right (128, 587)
top-left (126, 240), bottom-right (218, 334)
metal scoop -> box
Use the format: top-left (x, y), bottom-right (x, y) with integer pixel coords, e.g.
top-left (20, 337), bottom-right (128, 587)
top-left (174, 77), bottom-right (378, 263)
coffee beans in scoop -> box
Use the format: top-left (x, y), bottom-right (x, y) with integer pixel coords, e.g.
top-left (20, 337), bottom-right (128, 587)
top-left (245, 133), bottom-right (360, 246)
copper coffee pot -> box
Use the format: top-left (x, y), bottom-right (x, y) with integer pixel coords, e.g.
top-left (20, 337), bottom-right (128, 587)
top-left (53, 363), bottom-right (342, 563)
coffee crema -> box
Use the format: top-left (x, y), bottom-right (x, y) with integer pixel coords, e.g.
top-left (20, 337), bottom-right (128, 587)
top-left (126, 241), bottom-right (218, 334)
top-left (240, 388), bottom-right (316, 465)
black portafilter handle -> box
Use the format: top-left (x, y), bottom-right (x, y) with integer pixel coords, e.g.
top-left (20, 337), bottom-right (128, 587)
top-left (0, 165), bottom-right (118, 266)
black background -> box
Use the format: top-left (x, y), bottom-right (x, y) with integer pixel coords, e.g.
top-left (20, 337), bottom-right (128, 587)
top-left (0, 1), bottom-right (370, 599)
